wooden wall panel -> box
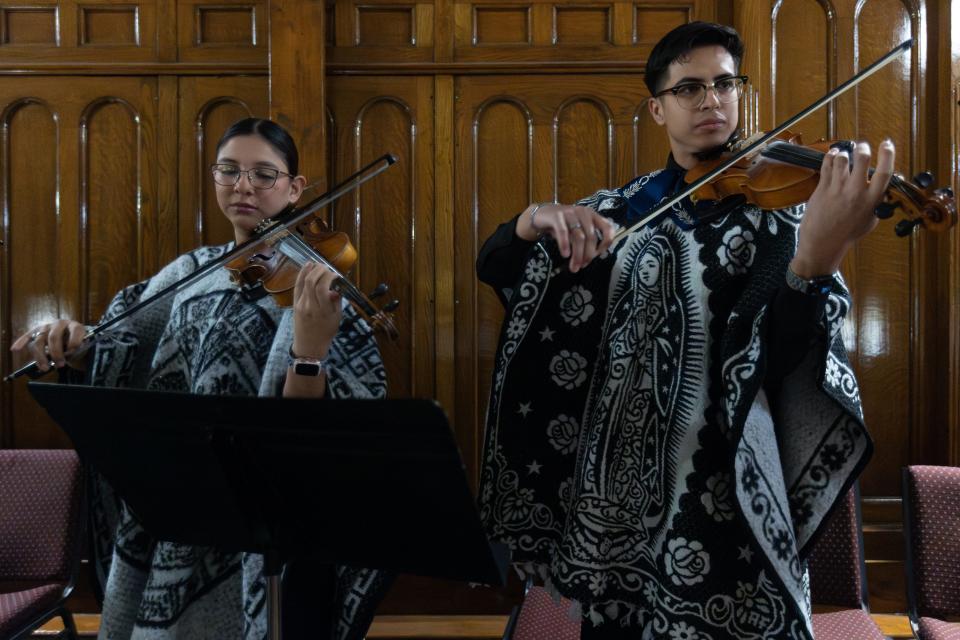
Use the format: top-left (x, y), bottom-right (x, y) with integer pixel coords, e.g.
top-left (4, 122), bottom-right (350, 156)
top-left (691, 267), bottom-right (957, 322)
top-left (2, 98), bottom-right (64, 449)
top-left (80, 5), bottom-right (140, 46)
top-left (772, 0), bottom-right (833, 140)
top-left (847, 0), bottom-right (919, 497)
top-left (450, 0), bottom-right (703, 62)
top-left (177, 0), bottom-right (267, 63)
top-left (556, 98), bottom-right (613, 202)
top-left (176, 77), bottom-right (269, 249)
top-left (329, 0), bottom-right (434, 63)
top-left (555, 7), bottom-right (611, 44)
top-left (0, 0), bottom-right (161, 63)
top-left (326, 76), bottom-right (436, 402)
top-left (82, 96), bottom-right (156, 320)
top-left (0, 77), bottom-right (159, 448)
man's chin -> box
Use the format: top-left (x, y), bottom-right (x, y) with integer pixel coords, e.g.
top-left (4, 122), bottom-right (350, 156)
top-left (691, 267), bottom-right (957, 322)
top-left (686, 130), bottom-right (735, 156)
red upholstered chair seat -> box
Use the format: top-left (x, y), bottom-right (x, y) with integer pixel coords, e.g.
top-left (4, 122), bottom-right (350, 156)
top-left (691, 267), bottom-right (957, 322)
top-left (0, 584), bottom-right (66, 637)
top-left (811, 609), bottom-right (885, 640)
top-left (918, 617), bottom-right (960, 640)
top-left (510, 585), bottom-right (580, 640)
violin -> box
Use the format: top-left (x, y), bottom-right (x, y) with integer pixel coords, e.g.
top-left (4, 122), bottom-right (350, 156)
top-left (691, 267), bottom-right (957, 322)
top-left (224, 210), bottom-right (399, 339)
top-left (683, 130), bottom-right (957, 237)
top-left (611, 39), bottom-right (959, 243)
top-left (5, 154), bottom-right (399, 381)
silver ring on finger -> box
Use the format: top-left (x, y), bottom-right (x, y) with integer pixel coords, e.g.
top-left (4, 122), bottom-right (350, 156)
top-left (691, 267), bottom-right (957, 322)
top-left (570, 222), bottom-right (583, 231)
top-left (594, 228), bottom-right (604, 243)
top-left (30, 329), bottom-right (43, 341)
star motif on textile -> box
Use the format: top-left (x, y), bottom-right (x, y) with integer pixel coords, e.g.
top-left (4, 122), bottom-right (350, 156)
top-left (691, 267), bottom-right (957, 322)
top-left (539, 326), bottom-right (555, 341)
top-left (527, 460), bottom-right (543, 475)
top-left (517, 402), bottom-right (533, 417)
top-left (738, 544), bottom-right (754, 563)
top-left (662, 363), bottom-right (670, 372)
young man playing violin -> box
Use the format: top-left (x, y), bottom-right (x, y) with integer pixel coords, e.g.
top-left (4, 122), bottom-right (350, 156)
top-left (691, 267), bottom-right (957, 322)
top-left (477, 22), bottom-right (890, 640)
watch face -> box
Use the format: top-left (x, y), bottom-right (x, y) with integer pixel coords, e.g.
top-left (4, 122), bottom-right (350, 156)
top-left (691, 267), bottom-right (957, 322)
top-left (294, 361), bottom-right (322, 376)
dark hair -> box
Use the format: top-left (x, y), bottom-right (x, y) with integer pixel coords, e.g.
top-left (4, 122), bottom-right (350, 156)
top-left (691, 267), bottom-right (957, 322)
top-left (215, 117), bottom-right (299, 175)
top-left (644, 22), bottom-right (744, 95)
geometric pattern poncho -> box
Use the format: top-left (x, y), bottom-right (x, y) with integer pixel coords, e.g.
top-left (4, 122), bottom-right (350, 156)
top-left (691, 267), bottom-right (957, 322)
top-left (477, 173), bottom-right (873, 640)
top-left (80, 244), bottom-right (392, 640)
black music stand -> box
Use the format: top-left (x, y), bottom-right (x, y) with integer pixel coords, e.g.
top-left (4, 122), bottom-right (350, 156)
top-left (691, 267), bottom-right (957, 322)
top-left (27, 382), bottom-right (509, 640)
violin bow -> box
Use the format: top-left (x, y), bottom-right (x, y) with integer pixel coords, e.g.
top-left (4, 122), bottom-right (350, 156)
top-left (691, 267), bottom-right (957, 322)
top-left (609, 38), bottom-right (913, 243)
top-left (6, 154), bottom-right (398, 381)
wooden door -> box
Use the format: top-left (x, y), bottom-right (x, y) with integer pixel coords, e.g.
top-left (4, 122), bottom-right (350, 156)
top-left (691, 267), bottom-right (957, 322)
top-left (0, 77), bottom-right (162, 447)
top-left (326, 75), bottom-right (437, 402)
top-left (735, 0), bottom-right (947, 610)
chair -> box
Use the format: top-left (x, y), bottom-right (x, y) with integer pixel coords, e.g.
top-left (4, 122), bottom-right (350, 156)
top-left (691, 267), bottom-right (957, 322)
top-left (0, 449), bottom-right (84, 640)
top-left (503, 578), bottom-right (580, 640)
top-left (902, 465), bottom-right (960, 640)
top-left (807, 483), bottom-right (886, 640)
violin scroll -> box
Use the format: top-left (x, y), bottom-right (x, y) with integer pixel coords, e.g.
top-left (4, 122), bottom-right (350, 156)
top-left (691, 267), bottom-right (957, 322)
top-left (879, 175), bottom-right (956, 236)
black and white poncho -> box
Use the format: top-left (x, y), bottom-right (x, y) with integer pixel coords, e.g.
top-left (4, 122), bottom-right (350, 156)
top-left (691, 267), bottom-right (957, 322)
top-left (83, 244), bottom-right (391, 640)
top-left (476, 169), bottom-right (872, 640)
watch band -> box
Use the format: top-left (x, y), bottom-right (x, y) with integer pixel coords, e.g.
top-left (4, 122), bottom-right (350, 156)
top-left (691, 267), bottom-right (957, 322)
top-left (785, 266), bottom-right (833, 296)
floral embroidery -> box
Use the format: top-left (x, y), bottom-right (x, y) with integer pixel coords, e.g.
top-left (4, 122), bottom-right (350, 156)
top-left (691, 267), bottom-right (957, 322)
top-left (525, 257), bottom-right (548, 283)
top-left (549, 350), bottom-right (588, 389)
top-left (701, 473), bottom-right (735, 522)
top-left (546, 414), bottom-right (580, 454)
top-left (665, 538), bottom-right (711, 586)
top-left (716, 225), bottom-right (756, 275)
top-left (669, 621), bottom-right (700, 640)
top-left (559, 285), bottom-right (595, 326)
top-left (505, 317), bottom-right (528, 340)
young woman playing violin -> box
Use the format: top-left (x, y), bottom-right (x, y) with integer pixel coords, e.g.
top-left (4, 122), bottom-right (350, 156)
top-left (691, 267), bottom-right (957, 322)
top-left (476, 22), bottom-right (890, 640)
top-left (11, 118), bottom-right (392, 640)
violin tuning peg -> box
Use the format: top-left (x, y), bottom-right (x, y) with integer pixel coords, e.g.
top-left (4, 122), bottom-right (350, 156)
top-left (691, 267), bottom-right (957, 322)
top-left (369, 283), bottom-right (389, 299)
top-left (894, 218), bottom-right (923, 237)
top-left (912, 171), bottom-right (934, 189)
top-left (383, 299), bottom-right (400, 313)
top-left (935, 187), bottom-right (954, 199)
top-left (874, 202), bottom-right (898, 220)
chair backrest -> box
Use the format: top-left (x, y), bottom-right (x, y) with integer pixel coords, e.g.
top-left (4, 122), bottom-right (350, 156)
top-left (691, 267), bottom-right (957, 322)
top-left (0, 449), bottom-right (84, 584)
top-left (902, 465), bottom-right (960, 621)
top-left (807, 485), bottom-right (869, 609)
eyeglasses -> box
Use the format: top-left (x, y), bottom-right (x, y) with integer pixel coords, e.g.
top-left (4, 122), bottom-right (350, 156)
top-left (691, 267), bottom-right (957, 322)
top-left (210, 163), bottom-right (293, 190)
top-left (654, 75), bottom-right (748, 110)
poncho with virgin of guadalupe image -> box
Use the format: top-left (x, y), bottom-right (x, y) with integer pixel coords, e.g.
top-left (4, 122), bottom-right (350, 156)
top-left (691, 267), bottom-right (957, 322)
top-left (69, 244), bottom-right (393, 640)
top-left (477, 170), bottom-right (873, 640)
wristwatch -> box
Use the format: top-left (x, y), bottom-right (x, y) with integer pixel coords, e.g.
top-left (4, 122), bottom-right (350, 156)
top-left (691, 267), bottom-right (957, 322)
top-left (289, 348), bottom-right (329, 376)
top-left (785, 266), bottom-right (833, 296)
